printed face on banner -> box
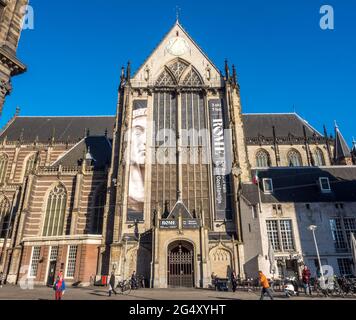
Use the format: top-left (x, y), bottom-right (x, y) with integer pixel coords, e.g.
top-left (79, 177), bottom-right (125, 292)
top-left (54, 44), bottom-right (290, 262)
top-left (128, 101), bottom-right (147, 221)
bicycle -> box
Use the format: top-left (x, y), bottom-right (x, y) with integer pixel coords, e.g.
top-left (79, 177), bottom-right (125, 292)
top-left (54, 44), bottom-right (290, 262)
top-left (116, 279), bottom-right (132, 295)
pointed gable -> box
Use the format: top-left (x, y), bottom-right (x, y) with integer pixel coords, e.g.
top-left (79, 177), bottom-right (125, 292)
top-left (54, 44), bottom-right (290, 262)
top-left (334, 124), bottom-right (351, 162)
top-left (132, 21), bottom-right (222, 87)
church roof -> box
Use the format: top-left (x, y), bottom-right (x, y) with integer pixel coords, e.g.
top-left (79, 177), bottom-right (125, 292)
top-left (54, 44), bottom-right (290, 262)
top-left (0, 113), bottom-right (326, 143)
top-left (51, 136), bottom-right (112, 168)
top-left (242, 113), bottom-right (322, 139)
top-left (241, 167), bottom-right (356, 204)
top-left (0, 116), bottom-right (115, 143)
top-left (334, 124), bottom-right (351, 162)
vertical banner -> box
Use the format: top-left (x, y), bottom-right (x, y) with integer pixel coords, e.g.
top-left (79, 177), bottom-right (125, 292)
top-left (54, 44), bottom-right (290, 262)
top-left (127, 100), bottom-right (147, 221)
top-left (209, 99), bottom-right (232, 221)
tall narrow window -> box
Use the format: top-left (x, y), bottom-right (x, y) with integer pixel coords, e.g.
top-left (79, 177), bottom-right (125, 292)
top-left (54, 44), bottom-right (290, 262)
top-left (42, 184), bottom-right (67, 237)
top-left (29, 246), bottom-right (41, 278)
top-left (256, 149), bottom-right (270, 168)
top-left (314, 148), bottom-right (325, 166)
top-left (330, 218), bottom-right (347, 250)
top-left (24, 154), bottom-right (36, 176)
top-left (0, 154), bottom-right (8, 184)
top-left (343, 218), bottom-right (356, 247)
top-left (280, 220), bottom-right (295, 251)
top-left (287, 149), bottom-right (302, 167)
top-left (337, 258), bottom-right (353, 276)
top-left (92, 189), bottom-right (105, 234)
top-left (65, 245), bottom-right (78, 278)
top-left (0, 197), bottom-right (10, 238)
top-left (266, 220), bottom-right (281, 251)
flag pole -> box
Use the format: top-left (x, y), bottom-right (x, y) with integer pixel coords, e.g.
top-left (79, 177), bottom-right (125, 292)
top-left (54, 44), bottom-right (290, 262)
top-left (257, 179), bottom-right (262, 213)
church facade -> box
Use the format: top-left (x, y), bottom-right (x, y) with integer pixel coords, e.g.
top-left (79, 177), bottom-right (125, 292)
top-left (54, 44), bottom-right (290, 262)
top-left (0, 21), bottom-right (355, 288)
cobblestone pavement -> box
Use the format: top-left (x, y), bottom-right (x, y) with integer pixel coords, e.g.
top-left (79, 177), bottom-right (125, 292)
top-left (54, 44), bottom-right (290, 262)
top-left (0, 285), bottom-right (356, 300)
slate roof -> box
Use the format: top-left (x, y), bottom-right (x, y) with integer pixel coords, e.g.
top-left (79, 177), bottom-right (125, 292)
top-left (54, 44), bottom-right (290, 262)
top-left (52, 136), bottom-right (112, 168)
top-left (241, 167), bottom-right (356, 204)
top-left (0, 116), bottom-right (115, 143)
top-left (334, 126), bottom-right (351, 161)
top-left (0, 113), bottom-right (325, 143)
top-left (242, 113), bottom-right (322, 138)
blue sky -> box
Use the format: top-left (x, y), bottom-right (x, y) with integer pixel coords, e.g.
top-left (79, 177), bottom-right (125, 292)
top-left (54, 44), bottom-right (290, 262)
top-left (1, 0), bottom-right (355, 144)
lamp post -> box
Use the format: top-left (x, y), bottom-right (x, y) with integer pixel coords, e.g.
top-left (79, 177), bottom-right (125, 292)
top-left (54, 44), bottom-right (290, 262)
top-left (308, 225), bottom-right (325, 284)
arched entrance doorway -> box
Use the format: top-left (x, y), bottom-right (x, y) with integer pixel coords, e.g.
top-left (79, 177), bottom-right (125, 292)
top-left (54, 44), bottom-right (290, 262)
top-left (167, 241), bottom-right (194, 288)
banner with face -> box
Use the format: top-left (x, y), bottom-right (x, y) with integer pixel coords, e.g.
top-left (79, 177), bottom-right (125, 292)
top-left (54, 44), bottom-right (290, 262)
top-left (127, 100), bottom-right (147, 222)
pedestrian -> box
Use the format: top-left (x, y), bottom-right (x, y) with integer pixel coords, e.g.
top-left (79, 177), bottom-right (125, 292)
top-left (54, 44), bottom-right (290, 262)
top-left (0, 271), bottom-right (3, 288)
top-left (131, 271), bottom-right (137, 289)
top-left (108, 272), bottom-right (117, 297)
top-left (258, 271), bottom-right (274, 300)
top-left (302, 265), bottom-right (312, 296)
top-left (231, 271), bottom-right (237, 292)
top-left (211, 272), bottom-right (218, 291)
top-left (53, 273), bottom-right (66, 300)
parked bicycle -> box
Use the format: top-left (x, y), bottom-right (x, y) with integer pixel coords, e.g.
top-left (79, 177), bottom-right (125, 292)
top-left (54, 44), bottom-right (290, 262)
top-left (116, 279), bottom-right (132, 295)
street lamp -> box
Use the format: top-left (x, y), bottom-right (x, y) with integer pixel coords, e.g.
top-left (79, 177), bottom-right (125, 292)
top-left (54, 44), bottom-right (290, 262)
top-left (308, 225), bottom-right (325, 284)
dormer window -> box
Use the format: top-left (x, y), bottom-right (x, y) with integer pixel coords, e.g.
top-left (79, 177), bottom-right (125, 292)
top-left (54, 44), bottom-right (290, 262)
top-left (319, 177), bottom-right (331, 193)
top-left (263, 178), bottom-right (273, 194)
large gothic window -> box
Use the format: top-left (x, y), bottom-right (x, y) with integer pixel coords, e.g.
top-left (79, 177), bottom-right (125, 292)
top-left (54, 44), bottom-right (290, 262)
top-left (256, 149), bottom-right (270, 168)
top-left (0, 154), bottom-right (8, 184)
top-left (0, 197), bottom-right (11, 239)
top-left (314, 148), bottom-right (325, 166)
top-left (24, 154), bottom-right (37, 176)
top-left (42, 184), bottom-right (67, 237)
top-left (92, 188), bottom-right (106, 234)
top-left (156, 69), bottom-right (176, 87)
top-left (287, 149), bottom-right (303, 167)
top-left (168, 59), bottom-right (188, 81)
top-left (181, 69), bottom-right (203, 86)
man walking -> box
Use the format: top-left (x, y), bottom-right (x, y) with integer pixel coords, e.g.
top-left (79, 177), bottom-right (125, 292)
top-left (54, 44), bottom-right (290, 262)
top-left (302, 265), bottom-right (312, 296)
top-left (108, 272), bottom-right (117, 297)
top-left (0, 271), bottom-right (3, 288)
top-left (259, 271), bottom-right (274, 300)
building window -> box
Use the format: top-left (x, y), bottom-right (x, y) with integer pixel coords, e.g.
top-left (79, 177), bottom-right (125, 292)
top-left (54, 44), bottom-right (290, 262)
top-left (92, 190), bottom-right (105, 234)
top-left (42, 184), bottom-right (67, 237)
top-left (267, 220), bottom-right (281, 251)
top-left (330, 218), bottom-right (347, 250)
top-left (280, 220), bottom-right (295, 251)
top-left (49, 246), bottom-right (59, 261)
top-left (266, 219), bottom-right (295, 252)
top-left (314, 148), bottom-right (325, 166)
top-left (343, 218), bottom-right (356, 247)
top-left (319, 177), bottom-right (331, 193)
top-left (29, 246), bottom-right (41, 278)
top-left (65, 245), bottom-right (78, 278)
top-left (256, 149), bottom-right (270, 168)
top-left (24, 154), bottom-right (37, 176)
top-left (0, 154), bottom-right (8, 184)
top-left (337, 258), bottom-right (353, 276)
top-left (287, 149), bottom-right (302, 167)
top-left (0, 197), bottom-right (10, 238)
top-left (263, 178), bottom-right (273, 194)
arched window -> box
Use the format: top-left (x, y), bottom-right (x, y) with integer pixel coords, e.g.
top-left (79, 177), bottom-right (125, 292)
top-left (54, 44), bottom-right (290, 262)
top-left (287, 149), bottom-right (303, 167)
top-left (256, 149), bottom-right (270, 168)
top-left (42, 184), bottom-right (67, 237)
top-left (314, 148), bottom-right (325, 166)
top-left (0, 154), bottom-right (8, 184)
top-left (0, 197), bottom-right (11, 239)
top-left (92, 189), bottom-right (106, 234)
top-left (24, 154), bottom-right (37, 176)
